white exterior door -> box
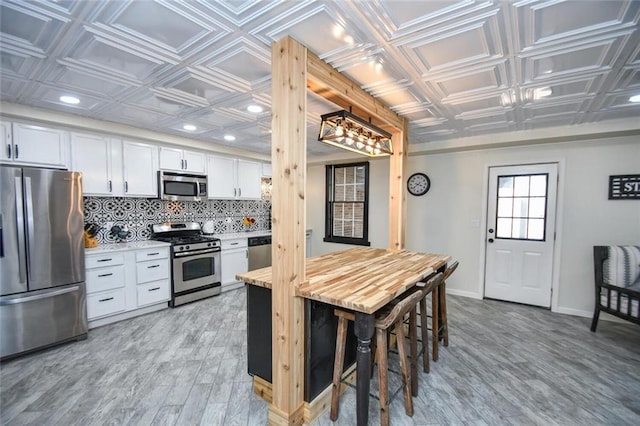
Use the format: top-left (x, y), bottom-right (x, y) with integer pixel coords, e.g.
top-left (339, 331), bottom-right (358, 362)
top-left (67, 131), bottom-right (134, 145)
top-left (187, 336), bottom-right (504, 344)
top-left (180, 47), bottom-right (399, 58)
top-left (484, 163), bottom-right (558, 308)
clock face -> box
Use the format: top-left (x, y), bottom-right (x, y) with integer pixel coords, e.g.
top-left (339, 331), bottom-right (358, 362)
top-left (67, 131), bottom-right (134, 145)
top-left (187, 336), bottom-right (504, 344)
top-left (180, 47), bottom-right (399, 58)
top-left (407, 173), bottom-right (431, 196)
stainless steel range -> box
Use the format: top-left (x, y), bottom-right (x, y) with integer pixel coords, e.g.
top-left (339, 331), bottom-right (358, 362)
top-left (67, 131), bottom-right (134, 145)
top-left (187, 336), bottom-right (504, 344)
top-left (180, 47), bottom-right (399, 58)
top-left (150, 222), bottom-right (221, 307)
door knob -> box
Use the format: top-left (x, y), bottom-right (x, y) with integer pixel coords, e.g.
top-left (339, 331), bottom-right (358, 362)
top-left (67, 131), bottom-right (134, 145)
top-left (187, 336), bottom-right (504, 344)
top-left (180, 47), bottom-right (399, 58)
top-left (488, 238), bottom-right (494, 243)
top-left (488, 228), bottom-right (494, 234)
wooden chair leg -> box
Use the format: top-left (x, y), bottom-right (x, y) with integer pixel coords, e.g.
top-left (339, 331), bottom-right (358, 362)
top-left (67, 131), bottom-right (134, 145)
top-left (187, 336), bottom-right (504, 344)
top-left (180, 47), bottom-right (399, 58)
top-left (440, 282), bottom-right (449, 347)
top-left (376, 328), bottom-right (390, 426)
top-left (395, 320), bottom-right (413, 417)
top-left (409, 308), bottom-right (418, 397)
top-left (432, 289), bottom-right (439, 362)
top-left (330, 315), bottom-right (348, 421)
top-left (419, 297), bottom-right (429, 373)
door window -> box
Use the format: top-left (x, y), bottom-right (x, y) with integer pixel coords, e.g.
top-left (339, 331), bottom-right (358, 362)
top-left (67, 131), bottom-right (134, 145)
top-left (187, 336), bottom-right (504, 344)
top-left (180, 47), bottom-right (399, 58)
top-left (495, 173), bottom-right (548, 241)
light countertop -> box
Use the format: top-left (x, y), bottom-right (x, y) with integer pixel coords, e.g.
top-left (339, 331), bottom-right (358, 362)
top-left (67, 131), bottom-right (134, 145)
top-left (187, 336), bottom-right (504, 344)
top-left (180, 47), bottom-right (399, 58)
top-left (210, 230), bottom-right (272, 240)
top-left (85, 240), bottom-right (170, 254)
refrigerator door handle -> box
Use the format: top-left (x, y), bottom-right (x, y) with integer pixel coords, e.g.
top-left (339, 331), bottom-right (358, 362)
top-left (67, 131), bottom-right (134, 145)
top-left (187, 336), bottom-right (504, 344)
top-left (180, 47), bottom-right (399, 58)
top-left (14, 177), bottom-right (27, 283)
top-left (24, 177), bottom-right (35, 277)
top-left (0, 285), bottom-right (81, 305)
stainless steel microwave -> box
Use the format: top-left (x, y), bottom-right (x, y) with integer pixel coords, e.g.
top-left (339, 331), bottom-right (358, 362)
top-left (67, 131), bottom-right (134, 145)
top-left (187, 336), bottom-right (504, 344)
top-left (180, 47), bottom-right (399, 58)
top-left (158, 171), bottom-right (207, 201)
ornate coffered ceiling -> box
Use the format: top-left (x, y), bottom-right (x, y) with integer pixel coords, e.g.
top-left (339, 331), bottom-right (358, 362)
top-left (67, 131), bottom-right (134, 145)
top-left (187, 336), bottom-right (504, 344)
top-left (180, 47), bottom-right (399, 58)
top-left (1, 0), bottom-right (639, 158)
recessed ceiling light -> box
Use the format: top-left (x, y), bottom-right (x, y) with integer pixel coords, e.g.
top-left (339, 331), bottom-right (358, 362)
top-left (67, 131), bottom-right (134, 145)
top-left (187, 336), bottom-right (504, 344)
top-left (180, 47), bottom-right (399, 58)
top-left (247, 105), bottom-right (263, 113)
top-left (183, 124), bottom-right (197, 131)
top-left (344, 35), bottom-right (354, 44)
top-left (60, 95), bottom-right (80, 105)
top-left (224, 134), bottom-right (236, 141)
top-left (630, 94), bottom-right (640, 103)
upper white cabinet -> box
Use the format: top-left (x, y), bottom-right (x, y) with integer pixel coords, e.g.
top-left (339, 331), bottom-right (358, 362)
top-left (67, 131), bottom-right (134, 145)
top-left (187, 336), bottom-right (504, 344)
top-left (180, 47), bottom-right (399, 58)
top-left (71, 132), bottom-right (122, 196)
top-left (122, 140), bottom-right (158, 197)
top-left (1, 122), bottom-right (69, 169)
top-left (159, 146), bottom-right (205, 174)
top-left (262, 162), bottom-right (272, 177)
top-left (207, 156), bottom-right (261, 199)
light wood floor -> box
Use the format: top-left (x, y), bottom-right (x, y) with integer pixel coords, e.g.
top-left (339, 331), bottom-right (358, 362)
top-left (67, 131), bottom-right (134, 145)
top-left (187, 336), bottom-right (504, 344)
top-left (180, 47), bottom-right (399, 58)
top-left (2, 288), bottom-right (639, 425)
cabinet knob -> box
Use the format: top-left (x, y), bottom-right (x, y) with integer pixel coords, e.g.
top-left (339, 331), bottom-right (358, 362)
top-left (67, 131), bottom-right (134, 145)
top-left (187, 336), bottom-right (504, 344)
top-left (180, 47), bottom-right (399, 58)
top-left (6, 144), bottom-right (11, 159)
top-left (14, 144), bottom-right (19, 159)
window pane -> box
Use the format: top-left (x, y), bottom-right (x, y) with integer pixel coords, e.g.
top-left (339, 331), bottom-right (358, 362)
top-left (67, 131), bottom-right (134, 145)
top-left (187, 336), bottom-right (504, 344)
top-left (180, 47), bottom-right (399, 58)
top-left (513, 198), bottom-right (529, 217)
top-left (326, 162), bottom-right (369, 244)
top-left (529, 197), bottom-right (546, 218)
top-left (514, 176), bottom-right (529, 196)
top-left (511, 218), bottom-right (527, 239)
top-left (528, 219), bottom-right (544, 240)
top-left (496, 218), bottom-right (512, 238)
top-left (498, 177), bottom-right (513, 197)
top-left (497, 197), bottom-right (512, 217)
top-left (530, 175), bottom-right (547, 196)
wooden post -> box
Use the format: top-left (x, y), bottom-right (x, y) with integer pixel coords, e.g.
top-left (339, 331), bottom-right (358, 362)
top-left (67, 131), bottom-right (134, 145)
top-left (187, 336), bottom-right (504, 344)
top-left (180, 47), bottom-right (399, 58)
top-left (269, 36), bottom-right (306, 425)
top-left (388, 119), bottom-right (408, 251)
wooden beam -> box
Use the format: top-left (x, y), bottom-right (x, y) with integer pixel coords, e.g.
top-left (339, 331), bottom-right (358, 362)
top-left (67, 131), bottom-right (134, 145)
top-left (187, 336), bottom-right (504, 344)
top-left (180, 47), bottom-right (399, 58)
top-left (269, 36), bottom-right (307, 425)
top-left (306, 51), bottom-right (404, 132)
top-left (388, 119), bottom-right (408, 251)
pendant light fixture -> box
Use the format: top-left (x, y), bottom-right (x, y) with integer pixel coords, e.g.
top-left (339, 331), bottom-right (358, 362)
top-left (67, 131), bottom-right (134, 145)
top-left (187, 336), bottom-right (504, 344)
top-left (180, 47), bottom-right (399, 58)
top-left (318, 109), bottom-right (393, 157)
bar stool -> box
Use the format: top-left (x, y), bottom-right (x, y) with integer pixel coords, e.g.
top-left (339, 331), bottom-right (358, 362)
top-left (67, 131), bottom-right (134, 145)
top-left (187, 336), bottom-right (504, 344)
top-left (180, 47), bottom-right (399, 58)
top-left (438, 260), bottom-right (458, 349)
top-left (408, 261), bottom-right (458, 375)
top-left (330, 273), bottom-right (444, 426)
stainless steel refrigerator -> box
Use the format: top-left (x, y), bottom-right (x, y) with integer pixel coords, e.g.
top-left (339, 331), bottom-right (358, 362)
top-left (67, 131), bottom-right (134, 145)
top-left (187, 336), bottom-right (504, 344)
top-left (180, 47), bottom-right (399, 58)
top-left (1, 166), bottom-right (88, 360)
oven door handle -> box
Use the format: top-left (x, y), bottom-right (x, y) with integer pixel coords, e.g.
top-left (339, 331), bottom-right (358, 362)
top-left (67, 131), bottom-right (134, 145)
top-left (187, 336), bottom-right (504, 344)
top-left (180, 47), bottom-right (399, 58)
top-left (173, 248), bottom-right (220, 257)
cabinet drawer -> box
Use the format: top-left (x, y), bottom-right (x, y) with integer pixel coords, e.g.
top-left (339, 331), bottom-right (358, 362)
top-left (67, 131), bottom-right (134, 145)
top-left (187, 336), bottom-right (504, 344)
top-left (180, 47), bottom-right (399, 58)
top-left (87, 288), bottom-right (126, 320)
top-left (86, 266), bottom-right (125, 293)
top-left (136, 259), bottom-right (169, 284)
top-left (136, 248), bottom-right (169, 262)
top-left (137, 281), bottom-right (169, 307)
top-left (86, 254), bottom-right (125, 269)
top-left (222, 238), bottom-right (247, 250)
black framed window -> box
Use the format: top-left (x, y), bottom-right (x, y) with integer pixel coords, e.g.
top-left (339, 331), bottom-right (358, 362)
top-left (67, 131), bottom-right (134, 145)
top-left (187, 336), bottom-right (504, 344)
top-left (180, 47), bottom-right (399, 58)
top-left (324, 162), bottom-right (370, 246)
top-left (495, 173), bottom-right (549, 241)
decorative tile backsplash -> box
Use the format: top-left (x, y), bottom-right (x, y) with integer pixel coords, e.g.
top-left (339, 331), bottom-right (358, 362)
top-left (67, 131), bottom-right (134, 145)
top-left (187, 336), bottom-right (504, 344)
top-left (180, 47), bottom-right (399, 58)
top-left (84, 197), bottom-right (271, 243)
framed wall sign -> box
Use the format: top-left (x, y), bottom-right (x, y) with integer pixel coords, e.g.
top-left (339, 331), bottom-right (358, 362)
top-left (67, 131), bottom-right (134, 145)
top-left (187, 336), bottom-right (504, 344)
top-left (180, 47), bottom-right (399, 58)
top-left (609, 174), bottom-right (640, 200)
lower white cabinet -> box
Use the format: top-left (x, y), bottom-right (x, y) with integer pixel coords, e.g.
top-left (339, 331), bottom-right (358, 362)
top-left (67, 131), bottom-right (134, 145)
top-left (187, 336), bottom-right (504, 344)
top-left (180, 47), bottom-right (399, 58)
top-left (85, 243), bottom-right (170, 327)
top-left (221, 238), bottom-right (248, 291)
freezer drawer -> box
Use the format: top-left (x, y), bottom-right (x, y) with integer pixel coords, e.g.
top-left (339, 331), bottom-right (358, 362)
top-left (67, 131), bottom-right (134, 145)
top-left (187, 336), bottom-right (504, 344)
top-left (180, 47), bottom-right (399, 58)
top-left (0, 283), bottom-right (88, 360)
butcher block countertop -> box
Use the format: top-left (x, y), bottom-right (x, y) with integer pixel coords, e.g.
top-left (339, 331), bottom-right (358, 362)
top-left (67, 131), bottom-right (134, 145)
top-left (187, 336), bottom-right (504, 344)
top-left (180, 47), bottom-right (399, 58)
top-left (236, 247), bottom-right (451, 314)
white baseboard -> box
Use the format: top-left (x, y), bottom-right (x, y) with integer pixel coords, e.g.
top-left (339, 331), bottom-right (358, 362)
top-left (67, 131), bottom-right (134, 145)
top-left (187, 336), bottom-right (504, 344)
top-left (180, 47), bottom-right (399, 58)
top-left (554, 306), bottom-right (592, 318)
top-left (446, 288), bottom-right (482, 299)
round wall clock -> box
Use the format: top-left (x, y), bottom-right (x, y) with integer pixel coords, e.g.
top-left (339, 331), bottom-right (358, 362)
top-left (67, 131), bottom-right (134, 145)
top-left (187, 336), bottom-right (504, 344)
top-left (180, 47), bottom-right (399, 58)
top-left (407, 172), bottom-right (431, 196)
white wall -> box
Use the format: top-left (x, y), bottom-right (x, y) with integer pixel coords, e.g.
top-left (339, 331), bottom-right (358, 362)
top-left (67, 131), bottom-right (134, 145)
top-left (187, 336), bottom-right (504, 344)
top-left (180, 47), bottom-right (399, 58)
top-left (308, 136), bottom-right (640, 317)
top-left (307, 159), bottom-right (390, 256)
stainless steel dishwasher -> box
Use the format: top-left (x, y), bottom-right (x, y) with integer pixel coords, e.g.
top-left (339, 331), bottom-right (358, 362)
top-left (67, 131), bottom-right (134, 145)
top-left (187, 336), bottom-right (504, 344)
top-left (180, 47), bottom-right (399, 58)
top-left (248, 236), bottom-right (272, 270)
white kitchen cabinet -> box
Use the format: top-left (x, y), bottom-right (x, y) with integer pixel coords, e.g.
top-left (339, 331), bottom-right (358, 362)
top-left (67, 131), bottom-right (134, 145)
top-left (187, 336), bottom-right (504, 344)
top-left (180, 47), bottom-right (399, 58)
top-left (122, 140), bottom-right (158, 197)
top-left (1, 122), bottom-right (69, 169)
top-left (159, 146), bottom-right (205, 173)
top-left (262, 162), bottom-right (272, 177)
top-left (71, 132), bottom-right (123, 196)
top-left (207, 155), bottom-right (261, 199)
top-left (221, 238), bottom-right (248, 292)
top-left (85, 243), bottom-right (170, 328)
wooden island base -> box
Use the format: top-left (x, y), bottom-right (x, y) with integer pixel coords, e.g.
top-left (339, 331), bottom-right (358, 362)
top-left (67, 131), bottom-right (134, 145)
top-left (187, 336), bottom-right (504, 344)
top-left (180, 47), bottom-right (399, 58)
top-left (253, 366), bottom-right (357, 424)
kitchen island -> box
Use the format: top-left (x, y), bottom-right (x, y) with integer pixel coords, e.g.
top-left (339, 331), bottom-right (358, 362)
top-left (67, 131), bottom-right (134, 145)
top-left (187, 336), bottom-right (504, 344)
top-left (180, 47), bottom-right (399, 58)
top-left (237, 247), bottom-right (451, 424)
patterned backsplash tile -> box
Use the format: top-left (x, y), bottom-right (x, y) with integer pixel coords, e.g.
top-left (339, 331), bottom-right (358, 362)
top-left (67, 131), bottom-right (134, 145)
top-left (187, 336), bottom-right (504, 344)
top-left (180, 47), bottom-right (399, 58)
top-left (84, 197), bottom-right (271, 243)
